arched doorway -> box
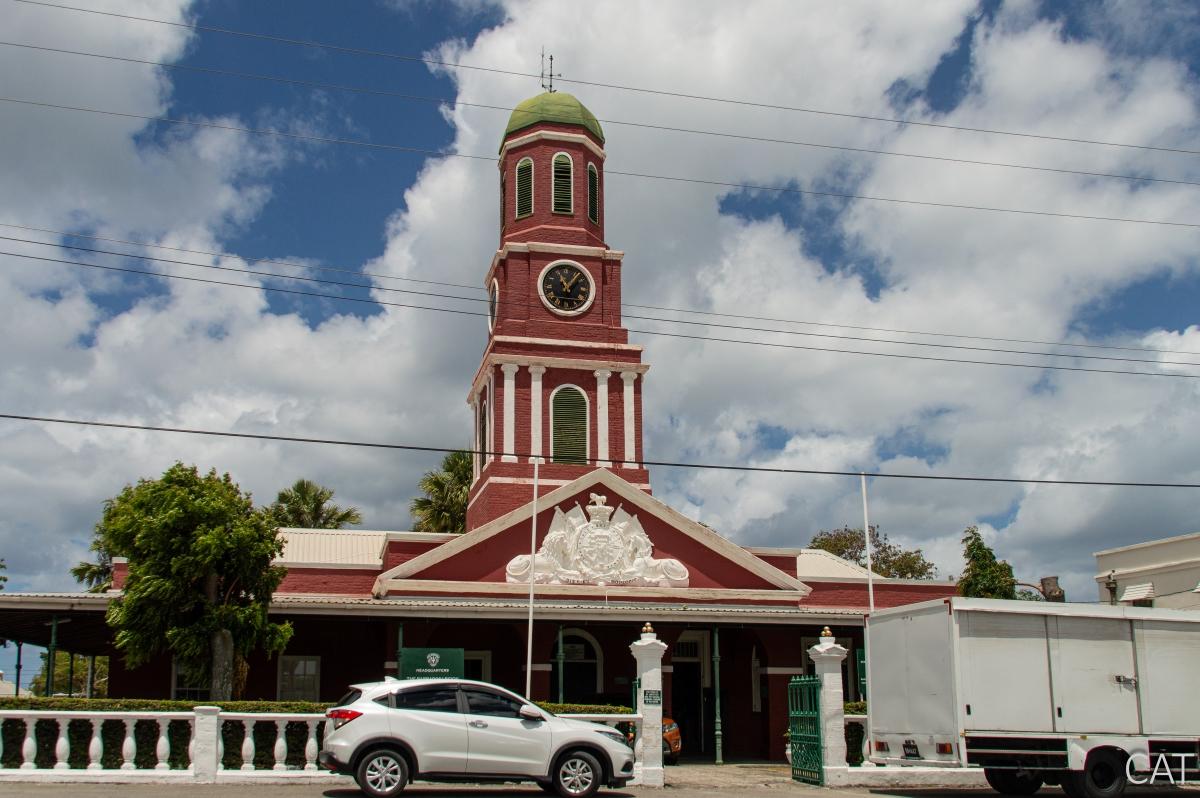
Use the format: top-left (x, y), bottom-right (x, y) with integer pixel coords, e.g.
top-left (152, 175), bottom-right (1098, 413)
top-left (549, 628), bottom-right (604, 704)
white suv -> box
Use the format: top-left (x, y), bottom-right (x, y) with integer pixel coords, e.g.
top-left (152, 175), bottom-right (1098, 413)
top-left (318, 678), bottom-right (635, 797)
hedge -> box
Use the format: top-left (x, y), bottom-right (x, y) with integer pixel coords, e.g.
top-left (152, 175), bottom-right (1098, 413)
top-left (0, 697), bottom-right (634, 770)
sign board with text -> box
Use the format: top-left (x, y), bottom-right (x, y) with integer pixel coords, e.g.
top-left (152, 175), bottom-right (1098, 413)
top-left (643, 689), bottom-right (662, 706)
top-left (399, 647), bottom-right (464, 680)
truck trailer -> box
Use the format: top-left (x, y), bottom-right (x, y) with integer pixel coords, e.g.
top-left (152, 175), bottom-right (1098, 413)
top-left (867, 597), bottom-right (1200, 798)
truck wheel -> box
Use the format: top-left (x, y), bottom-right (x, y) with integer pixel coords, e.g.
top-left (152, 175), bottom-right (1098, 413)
top-left (1072, 750), bottom-right (1128, 798)
top-left (985, 768), bottom-right (1043, 795)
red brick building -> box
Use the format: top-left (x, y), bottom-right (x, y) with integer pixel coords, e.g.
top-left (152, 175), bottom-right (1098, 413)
top-left (0, 91), bottom-right (956, 762)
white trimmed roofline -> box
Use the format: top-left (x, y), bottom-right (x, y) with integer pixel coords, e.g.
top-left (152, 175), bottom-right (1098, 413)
top-left (500, 130), bottom-right (606, 161)
top-left (1093, 529), bottom-right (1200, 557)
top-left (372, 468), bottom-right (810, 597)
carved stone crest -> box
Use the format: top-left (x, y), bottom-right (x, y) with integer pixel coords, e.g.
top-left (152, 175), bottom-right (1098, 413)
top-left (505, 493), bottom-right (689, 587)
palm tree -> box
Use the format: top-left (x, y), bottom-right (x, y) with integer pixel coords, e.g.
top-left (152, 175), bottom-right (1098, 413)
top-left (267, 479), bottom-right (363, 529)
top-left (410, 451), bottom-right (472, 534)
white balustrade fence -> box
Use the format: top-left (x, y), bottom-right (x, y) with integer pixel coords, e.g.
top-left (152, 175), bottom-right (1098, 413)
top-left (0, 709), bottom-right (646, 785)
top-left (0, 708), bottom-right (337, 783)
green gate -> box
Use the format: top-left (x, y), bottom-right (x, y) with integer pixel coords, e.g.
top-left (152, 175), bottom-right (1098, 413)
top-left (788, 675), bottom-right (822, 785)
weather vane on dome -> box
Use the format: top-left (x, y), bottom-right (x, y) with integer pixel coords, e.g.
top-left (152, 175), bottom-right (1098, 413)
top-left (540, 48), bottom-right (561, 93)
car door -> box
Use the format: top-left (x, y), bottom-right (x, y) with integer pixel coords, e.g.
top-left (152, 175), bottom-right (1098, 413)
top-left (388, 685), bottom-right (470, 774)
top-left (462, 687), bottom-right (553, 776)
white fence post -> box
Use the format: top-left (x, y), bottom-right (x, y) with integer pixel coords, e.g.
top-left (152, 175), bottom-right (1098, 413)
top-left (192, 706), bottom-right (221, 783)
top-left (808, 627), bottom-right (848, 777)
top-left (630, 622), bottom-right (667, 788)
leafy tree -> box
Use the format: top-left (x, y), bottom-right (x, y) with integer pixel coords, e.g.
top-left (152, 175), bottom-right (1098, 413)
top-left (266, 478), bottom-right (362, 529)
top-left (31, 654), bottom-right (108, 697)
top-left (808, 525), bottom-right (937, 579)
top-left (410, 451), bottom-right (472, 534)
top-left (957, 526), bottom-right (1018, 599)
top-left (0, 558), bottom-right (6, 590)
top-left (71, 545), bottom-right (114, 593)
top-left (102, 463), bottom-right (292, 700)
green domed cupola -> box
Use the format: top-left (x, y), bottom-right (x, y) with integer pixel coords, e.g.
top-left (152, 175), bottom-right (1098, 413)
top-left (503, 92), bottom-right (605, 145)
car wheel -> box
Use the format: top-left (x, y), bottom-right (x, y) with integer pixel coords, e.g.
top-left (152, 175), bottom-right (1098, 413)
top-left (662, 739), bottom-right (678, 766)
top-left (554, 750), bottom-right (602, 798)
top-left (985, 768), bottom-right (1043, 795)
top-left (1072, 750), bottom-right (1128, 798)
top-left (356, 748), bottom-right (408, 798)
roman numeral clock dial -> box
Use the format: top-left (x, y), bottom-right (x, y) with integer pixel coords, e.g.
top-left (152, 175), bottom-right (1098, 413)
top-left (539, 263), bottom-right (594, 315)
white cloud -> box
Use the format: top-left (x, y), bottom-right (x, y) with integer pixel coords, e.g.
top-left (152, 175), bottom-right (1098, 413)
top-left (2, 0), bottom-right (1199, 606)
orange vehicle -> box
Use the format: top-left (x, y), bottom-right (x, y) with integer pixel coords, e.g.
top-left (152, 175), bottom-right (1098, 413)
top-left (623, 716), bottom-right (682, 764)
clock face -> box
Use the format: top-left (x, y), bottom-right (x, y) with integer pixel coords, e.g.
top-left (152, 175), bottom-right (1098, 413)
top-left (540, 263), bottom-right (593, 314)
top-left (488, 281), bottom-right (498, 330)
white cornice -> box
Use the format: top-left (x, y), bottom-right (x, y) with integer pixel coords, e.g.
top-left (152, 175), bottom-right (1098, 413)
top-left (494, 335), bottom-right (643, 352)
top-left (468, 352), bottom-right (648, 400)
top-left (378, 579), bottom-right (806, 604)
top-left (500, 130), bottom-right (605, 161)
top-left (489, 242), bottom-right (623, 277)
top-left (372, 469), bottom-right (810, 597)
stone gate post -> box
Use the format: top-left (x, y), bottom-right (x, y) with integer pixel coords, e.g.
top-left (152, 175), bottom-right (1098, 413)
top-left (192, 706), bottom-right (221, 783)
top-left (807, 627), bottom-right (848, 774)
top-left (630, 622), bottom-right (667, 787)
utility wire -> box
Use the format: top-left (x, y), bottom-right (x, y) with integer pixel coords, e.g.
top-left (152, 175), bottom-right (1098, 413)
top-left (12, 0), bottom-right (1200, 157)
top-left (5, 96), bottom-right (1200, 231)
top-left (3, 39), bottom-right (1197, 190)
top-left (4, 412), bottom-right (1200, 488)
top-left (3, 220), bottom-right (1196, 359)
top-left (6, 248), bottom-right (1199, 380)
top-left (7, 233), bottom-right (1200, 369)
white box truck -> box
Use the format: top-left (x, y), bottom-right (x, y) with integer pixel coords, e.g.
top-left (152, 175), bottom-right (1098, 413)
top-left (867, 597), bottom-right (1200, 798)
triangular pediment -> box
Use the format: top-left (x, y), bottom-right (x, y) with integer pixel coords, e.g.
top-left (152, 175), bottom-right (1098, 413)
top-left (373, 469), bottom-right (809, 598)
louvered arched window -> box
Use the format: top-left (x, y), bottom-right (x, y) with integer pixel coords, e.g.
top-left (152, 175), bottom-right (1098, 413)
top-left (587, 163), bottom-right (599, 224)
top-left (515, 158), bottom-right (533, 218)
top-left (551, 385), bottom-right (587, 465)
top-left (477, 394), bottom-right (489, 471)
top-left (552, 153), bottom-right (573, 214)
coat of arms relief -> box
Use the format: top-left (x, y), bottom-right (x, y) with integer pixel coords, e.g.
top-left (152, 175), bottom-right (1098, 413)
top-left (505, 494), bottom-right (690, 587)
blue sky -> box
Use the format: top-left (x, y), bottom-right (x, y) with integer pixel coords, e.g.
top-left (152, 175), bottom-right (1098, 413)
top-left (2, 0), bottom-right (1199, 691)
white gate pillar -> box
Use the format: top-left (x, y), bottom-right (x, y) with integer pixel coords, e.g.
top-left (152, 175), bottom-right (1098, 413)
top-left (630, 622), bottom-right (667, 787)
top-left (192, 706), bottom-right (221, 783)
top-left (808, 627), bottom-right (848, 773)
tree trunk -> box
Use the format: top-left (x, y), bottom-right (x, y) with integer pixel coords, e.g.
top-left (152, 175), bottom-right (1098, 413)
top-left (211, 628), bottom-right (234, 701)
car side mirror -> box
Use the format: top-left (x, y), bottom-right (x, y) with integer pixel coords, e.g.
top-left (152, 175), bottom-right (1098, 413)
top-left (519, 705), bottom-right (543, 721)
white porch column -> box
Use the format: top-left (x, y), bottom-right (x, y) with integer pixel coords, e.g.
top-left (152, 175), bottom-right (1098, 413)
top-left (631, 622), bottom-right (668, 787)
top-left (621, 371), bottom-right (638, 468)
top-left (529, 365), bottom-right (546, 464)
top-left (501, 363), bottom-right (519, 462)
top-left (594, 369), bottom-right (611, 467)
top-left (808, 627), bottom-right (849, 777)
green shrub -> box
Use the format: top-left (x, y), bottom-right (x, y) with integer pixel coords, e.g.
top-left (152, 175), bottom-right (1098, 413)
top-left (843, 700), bottom-right (867, 715)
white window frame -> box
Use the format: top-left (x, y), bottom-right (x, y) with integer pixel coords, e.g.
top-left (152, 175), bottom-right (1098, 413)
top-left (549, 383), bottom-right (590, 464)
top-left (277, 654), bottom-right (321, 702)
top-left (551, 151), bottom-right (574, 215)
top-left (515, 157), bottom-right (534, 219)
top-left (587, 162), bottom-right (599, 224)
top-left (170, 660), bottom-right (211, 701)
top-left (559, 627), bottom-right (604, 694)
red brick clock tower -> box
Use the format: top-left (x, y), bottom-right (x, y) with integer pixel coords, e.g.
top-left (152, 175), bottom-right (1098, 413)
top-left (465, 91), bottom-right (651, 530)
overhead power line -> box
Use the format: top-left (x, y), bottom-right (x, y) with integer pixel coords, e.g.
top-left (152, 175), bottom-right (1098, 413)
top-left (5, 96), bottom-right (1200, 231)
top-left (12, 0), bottom-right (1200, 157)
top-left (6, 233), bottom-right (1200, 369)
top-left (5, 247), bottom-right (1199, 380)
top-left (3, 221), bottom-right (1195, 359)
top-left (3, 39), bottom-right (1198, 190)
top-left (3, 412), bottom-right (1200, 488)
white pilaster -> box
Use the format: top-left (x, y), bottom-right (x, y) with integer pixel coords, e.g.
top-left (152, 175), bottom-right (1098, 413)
top-left (621, 371), bottom-right (638, 468)
top-left (529, 365), bottom-right (546, 464)
top-left (630, 623), bottom-right (668, 787)
top-left (594, 369), bottom-right (611, 467)
top-left (808, 628), bottom-right (849, 775)
top-left (501, 363), bottom-right (519, 462)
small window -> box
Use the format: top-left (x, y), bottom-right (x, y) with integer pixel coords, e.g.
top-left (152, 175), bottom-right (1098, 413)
top-left (171, 661), bottom-right (210, 701)
top-left (278, 655), bottom-right (320, 701)
top-left (515, 158), bottom-right (533, 218)
top-left (477, 394), bottom-right (489, 469)
top-left (552, 153), bottom-right (572, 214)
top-left (587, 164), bottom-right (599, 223)
top-left (395, 687), bottom-right (461, 713)
top-left (551, 386), bottom-right (587, 465)
top-left (464, 689), bottom-right (524, 718)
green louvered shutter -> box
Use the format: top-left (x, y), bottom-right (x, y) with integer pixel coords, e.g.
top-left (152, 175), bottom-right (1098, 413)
top-left (552, 387), bottom-right (587, 465)
top-left (552, 154), bottom-right (572, 214)
top-left (587, 165), bottom-right (599, 223)
top-left (515, 159), bottom-right (533, 217)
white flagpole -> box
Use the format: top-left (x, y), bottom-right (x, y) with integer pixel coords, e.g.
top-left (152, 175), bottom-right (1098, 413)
top-left (860, 472), bottom-right (875, 614)
top-left (524, 458), bottom-right (539, 698)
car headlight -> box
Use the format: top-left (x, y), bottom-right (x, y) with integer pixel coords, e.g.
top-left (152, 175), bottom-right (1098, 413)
top-left (595, 727), bottom-right (628, 747)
